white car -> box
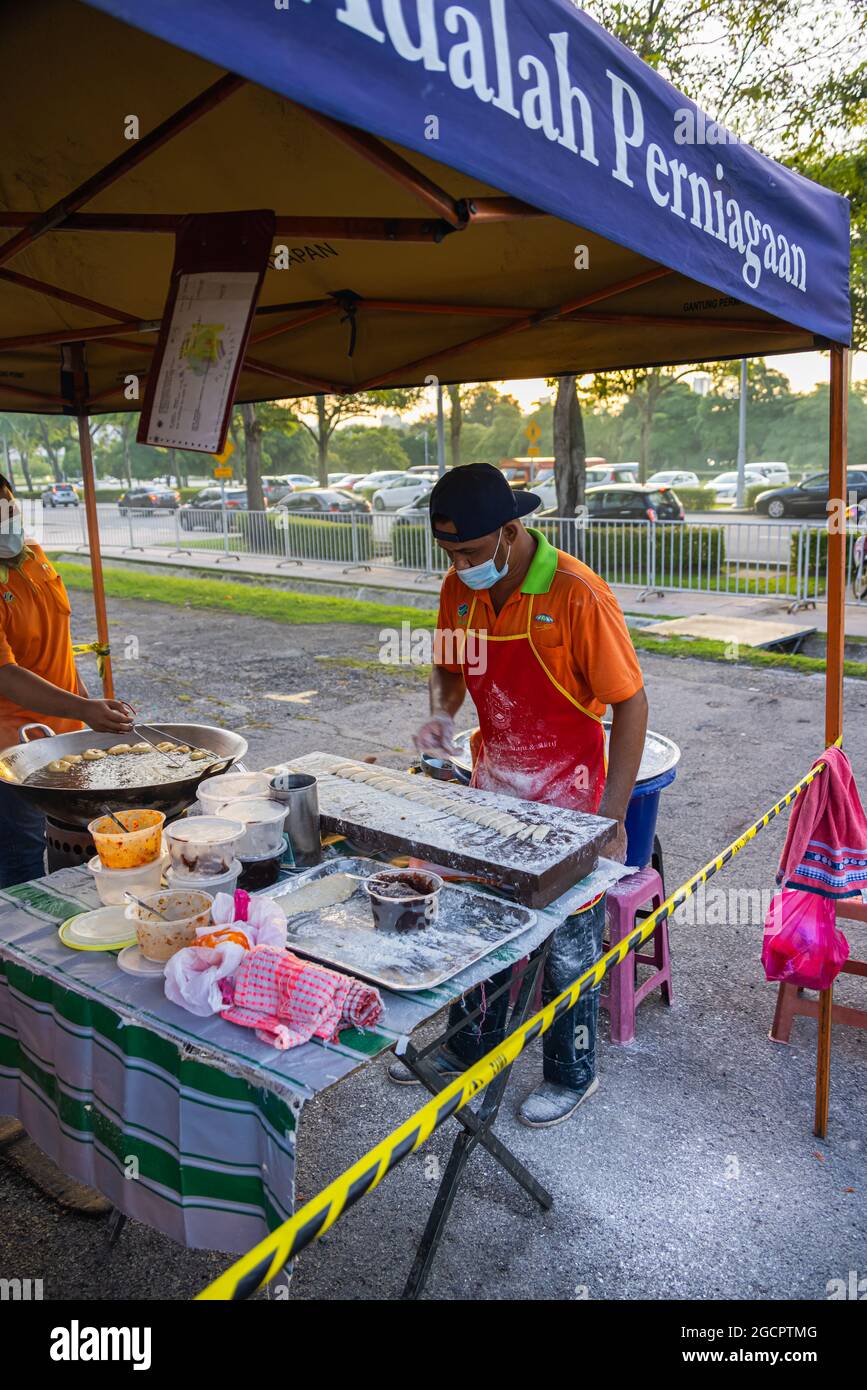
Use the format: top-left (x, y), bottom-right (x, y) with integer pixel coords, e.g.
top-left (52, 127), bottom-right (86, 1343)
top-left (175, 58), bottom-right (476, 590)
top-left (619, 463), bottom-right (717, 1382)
top-left (371, 476), bottom-right (433, 511)
top-left (647, 470), bottom-right (700, 488)
top-left (748, 461), bottom-right (790, 484)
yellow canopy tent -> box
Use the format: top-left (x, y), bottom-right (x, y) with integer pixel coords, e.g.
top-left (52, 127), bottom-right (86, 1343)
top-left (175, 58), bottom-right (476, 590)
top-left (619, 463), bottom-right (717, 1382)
top-left (0, 0), bottom-right (852, 1131)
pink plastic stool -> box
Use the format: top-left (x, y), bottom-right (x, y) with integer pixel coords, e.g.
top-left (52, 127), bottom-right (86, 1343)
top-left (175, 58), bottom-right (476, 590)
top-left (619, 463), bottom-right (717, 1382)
top-left (600, 867), bottom-right (671, 1044)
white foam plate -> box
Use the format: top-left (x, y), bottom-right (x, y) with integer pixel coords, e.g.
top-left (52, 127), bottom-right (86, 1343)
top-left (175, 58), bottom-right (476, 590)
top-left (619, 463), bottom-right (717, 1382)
top-left (116, 944), bottom-right (166, 977)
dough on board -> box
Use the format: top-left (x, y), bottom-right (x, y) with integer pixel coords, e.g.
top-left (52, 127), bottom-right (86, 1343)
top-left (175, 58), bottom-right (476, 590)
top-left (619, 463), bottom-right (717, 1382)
top-left (314, 755), bottom-right (560, 847)
top-left (82, 748), bottom-right (107, 761)
top-left (279, 873), bottom-right (358, 917)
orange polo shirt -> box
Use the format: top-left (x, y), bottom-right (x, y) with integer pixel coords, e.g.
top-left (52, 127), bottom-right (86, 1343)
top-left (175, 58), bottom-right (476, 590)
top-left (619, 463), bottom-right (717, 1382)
top-left (0, 543), bottom-right (83, 750)
top-left (435, 527), bottom-right (643, 716)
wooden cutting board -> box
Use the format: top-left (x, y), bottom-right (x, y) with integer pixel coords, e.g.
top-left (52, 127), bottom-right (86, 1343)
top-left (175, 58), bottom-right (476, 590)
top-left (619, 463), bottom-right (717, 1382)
top-left (286, 753), bottom-right (617, 908)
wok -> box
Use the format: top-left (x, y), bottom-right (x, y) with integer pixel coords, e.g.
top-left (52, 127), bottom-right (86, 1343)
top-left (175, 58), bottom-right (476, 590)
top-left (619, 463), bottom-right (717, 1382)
top-left (0, 723), bottom-right (248, 827)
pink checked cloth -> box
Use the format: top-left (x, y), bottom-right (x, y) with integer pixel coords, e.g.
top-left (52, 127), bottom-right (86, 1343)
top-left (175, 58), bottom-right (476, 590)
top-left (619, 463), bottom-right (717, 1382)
top-left (220, 945), bottom-right (384, 1050)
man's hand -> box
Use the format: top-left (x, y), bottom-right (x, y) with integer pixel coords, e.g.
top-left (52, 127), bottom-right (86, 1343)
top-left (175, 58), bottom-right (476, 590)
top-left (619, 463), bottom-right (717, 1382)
top-left (605, 819), bottom-right (628, 864)
top-left (81, 698), bottom-right (136, 734)
top-left (413, 711), bottom-right (459, 758)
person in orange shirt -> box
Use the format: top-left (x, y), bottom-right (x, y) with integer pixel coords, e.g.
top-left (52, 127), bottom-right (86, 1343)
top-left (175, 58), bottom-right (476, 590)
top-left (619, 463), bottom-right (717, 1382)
top-left (389, 463), bottom-right (648, 1127)
top-left (0, 473), bottom-right (134, 887)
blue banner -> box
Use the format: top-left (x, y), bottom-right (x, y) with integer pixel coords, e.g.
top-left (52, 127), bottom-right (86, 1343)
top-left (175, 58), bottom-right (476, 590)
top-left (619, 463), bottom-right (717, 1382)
top-left (86, 0), bottom-right (851, 344)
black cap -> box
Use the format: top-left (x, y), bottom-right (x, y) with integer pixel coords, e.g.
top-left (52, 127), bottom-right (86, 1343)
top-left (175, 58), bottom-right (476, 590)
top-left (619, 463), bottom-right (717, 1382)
top-left (429, 463), bottom-right (540, 542)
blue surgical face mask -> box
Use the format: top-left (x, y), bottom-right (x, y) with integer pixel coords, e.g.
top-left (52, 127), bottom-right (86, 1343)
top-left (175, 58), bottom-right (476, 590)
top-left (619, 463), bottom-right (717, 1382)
top-left (458, 528), bottom-right (510, 591)
top-left (0, 503), bottom-right (23, 561)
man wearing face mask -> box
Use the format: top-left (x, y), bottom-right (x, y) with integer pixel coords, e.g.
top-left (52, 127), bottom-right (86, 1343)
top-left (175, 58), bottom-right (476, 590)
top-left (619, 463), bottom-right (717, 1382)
top-left (391, 463), bottom-right (648, 1127)
top-left (0, 474), bottom-right (134, 887)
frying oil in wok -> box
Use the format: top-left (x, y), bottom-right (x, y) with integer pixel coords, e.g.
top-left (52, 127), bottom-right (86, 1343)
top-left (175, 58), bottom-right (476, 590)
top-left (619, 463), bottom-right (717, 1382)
top-left (24, 748), bottom-right (222, 791)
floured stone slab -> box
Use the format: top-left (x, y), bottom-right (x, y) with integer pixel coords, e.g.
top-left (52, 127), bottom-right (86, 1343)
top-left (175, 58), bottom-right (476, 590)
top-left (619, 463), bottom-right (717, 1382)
top-left (287, 752), bottom-right (617, 908)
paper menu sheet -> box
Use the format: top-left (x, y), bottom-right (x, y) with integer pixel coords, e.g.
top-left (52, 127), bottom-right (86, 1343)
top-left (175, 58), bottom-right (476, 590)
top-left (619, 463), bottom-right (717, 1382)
top-left (142, 271), bottom-right (259, 452)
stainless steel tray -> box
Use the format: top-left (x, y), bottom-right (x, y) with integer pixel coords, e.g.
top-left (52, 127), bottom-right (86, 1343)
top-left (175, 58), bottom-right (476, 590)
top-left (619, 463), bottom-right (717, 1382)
top-left (270, 857), bottom-right (537, 992)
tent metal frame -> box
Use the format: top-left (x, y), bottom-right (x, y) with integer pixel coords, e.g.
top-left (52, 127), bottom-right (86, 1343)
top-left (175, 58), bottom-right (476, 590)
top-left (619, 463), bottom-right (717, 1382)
top-left (0, 61), bottom-right (852, 1138)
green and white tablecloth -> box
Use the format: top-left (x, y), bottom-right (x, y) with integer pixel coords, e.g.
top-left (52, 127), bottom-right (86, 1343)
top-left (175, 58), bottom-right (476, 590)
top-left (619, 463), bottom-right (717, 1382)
top-left (0, 857), bottom-right (623, 1253)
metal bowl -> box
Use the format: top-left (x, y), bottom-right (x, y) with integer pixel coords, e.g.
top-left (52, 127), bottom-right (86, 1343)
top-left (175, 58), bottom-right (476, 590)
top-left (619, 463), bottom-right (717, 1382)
top-left (0, 723), bottom-right (248, 827)
top-left (424, 726), bottom-right (680, 786)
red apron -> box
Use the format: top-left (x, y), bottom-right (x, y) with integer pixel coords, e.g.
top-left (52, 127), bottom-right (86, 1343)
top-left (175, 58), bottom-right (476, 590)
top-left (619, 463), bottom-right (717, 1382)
top-left (461, 594), bottom-right (606, 814)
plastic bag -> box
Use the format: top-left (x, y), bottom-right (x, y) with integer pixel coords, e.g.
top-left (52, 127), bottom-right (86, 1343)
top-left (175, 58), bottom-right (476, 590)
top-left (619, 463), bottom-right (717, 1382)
top-left (208, 889), bottom-right (287, 950)
top-left (164, 940), bottom-right (246, 1017)
top-left (762, 889), bottom-right (849, 990)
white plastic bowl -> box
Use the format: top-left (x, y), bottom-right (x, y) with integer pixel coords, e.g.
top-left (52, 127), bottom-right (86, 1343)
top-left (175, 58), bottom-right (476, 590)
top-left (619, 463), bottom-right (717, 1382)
top-left (218, 797), bottom-right (286, 859)
top-left (87, 851), bottom-right (169, 907)
top-left (197, 771), bottom-right (270, 817)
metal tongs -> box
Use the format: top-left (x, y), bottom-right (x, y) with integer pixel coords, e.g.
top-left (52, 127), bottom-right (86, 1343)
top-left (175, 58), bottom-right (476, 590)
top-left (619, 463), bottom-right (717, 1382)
top-left (133, 723), bottom-right (186, 768)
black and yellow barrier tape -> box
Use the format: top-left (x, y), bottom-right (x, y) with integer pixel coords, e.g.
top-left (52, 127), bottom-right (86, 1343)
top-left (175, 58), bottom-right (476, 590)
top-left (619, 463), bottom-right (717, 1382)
top-left (72, 640), bottom-right (110, 681)
top-left (197, 748), bottom-right (836, 1301)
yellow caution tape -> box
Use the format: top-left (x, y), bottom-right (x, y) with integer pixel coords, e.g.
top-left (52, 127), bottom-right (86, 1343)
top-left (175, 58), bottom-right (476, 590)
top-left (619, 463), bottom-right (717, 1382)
top-left (72, 640), bottom-right (110, 682)
top-left (197, 748), bottom-right (837, 1301)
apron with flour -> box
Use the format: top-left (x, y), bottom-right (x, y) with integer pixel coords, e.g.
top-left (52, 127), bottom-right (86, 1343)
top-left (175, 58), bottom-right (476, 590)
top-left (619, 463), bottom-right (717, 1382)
top-left (461, 594), bottom-right (606, 814)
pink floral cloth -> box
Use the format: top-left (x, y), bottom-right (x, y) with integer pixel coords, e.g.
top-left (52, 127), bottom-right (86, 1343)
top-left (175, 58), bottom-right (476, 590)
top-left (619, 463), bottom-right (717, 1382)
top-left (220, 945), bottom-right (384, 1050)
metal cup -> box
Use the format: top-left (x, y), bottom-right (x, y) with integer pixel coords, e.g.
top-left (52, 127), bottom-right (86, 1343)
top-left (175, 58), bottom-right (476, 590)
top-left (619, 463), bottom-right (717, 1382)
top-left (269, 773), bottom-right (321, 868)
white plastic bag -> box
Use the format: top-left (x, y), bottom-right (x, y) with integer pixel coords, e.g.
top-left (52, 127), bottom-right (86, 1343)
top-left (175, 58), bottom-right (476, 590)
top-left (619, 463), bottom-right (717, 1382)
top-left (164, 940), bottom-right (246, 1017)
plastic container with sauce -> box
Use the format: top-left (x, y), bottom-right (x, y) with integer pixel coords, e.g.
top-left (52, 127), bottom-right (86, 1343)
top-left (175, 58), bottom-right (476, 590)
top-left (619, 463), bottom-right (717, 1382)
top-left (166, 859), bottom-right (242, 898)
top-left (364, 868), bottom-right (443, 933)
top-left (124, 889), bottom-right (213, 962)
top-left (164, 816), bottom-right (245, 878)
top-left (88, 809), bottom-right (166, 870)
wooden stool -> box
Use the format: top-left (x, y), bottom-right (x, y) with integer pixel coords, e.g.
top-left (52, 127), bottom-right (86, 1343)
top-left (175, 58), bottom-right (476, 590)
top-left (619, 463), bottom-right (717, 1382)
top-left (601, 867), bottom-right (671, 1045)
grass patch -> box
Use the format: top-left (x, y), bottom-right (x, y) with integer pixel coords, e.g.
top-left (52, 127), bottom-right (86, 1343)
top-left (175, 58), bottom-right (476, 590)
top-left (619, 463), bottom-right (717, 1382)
top-left (316, 655), bottom-right (431, 680)
top-left (630, 629), bottom-right (867, 680)
top-left (55, 562), bottom-right (437, 631)
top-left (55, 559), bottom-right (866, 682)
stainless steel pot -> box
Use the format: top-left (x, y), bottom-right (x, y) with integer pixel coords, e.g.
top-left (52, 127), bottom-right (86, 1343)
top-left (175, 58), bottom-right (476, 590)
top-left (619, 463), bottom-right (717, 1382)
top-left (0, 723), bottom-right (248, 827)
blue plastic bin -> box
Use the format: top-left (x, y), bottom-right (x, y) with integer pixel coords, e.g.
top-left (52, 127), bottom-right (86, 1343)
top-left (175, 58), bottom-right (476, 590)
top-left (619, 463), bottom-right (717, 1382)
top-left (624, 766), bottom-right (677, 868)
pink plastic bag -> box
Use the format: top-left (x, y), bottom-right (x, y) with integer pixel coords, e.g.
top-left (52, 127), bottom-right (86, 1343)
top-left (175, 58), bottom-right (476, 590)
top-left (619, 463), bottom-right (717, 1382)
top-left (762, 889), bottom-right (849, 990)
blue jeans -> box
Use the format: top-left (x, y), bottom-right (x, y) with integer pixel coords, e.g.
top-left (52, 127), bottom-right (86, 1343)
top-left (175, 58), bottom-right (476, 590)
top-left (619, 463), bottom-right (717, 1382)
top-left (0, 782), bottom-right (46, 888)
top-left (447, 895), bottom-right (607, 1095)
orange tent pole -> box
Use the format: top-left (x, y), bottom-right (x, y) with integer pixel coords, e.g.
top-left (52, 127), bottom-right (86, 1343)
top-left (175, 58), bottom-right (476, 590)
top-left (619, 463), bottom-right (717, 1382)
top-left (815, 342), bottom-right (849, 1138)
top-left (69, 343), bottom-right (114, 700)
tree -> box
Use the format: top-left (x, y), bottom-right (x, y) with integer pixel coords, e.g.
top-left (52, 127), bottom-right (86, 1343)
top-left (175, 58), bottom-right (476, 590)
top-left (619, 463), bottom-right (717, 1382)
top-left (586, 0), bottom-right (867, 344)
top-left (329, 426), bottom-right (410, 474)
top-left (288, 390), bottom-right (423, 484)
top-left (238, 404), bottom-right (266, 510)
top-left (586, 368), bottom-right (697, 482)
top-left (551, 375), bottom-right (587, 517)
top-left (447, 384), bottom-right (463, 469)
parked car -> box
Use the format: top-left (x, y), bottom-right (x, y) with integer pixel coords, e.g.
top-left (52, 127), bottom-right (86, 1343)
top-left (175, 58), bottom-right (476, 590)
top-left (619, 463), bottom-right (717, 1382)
top-left (179, 487), bottom-right (249, 530)
top-left (354, 470), bottom-right (410, 501)
top-left (260, 475), bottom-right (311, 503)
top-left (329, 473), bottom-right (365, 490)
top-left (586, 462), bottom-right (639, 486)
top-left (41, 482), bottom-right (79, 508)
top-left (647, 470), bottom-right (700, 489)
top-left (542, 485), bottom-right (685, 523)
top-left (755, 470), bottom-right (867, 519)
top-left (274, 488), bottom-right (371, 522)
top-left (393, 489), bottom-right (433, 527)
top-left (371, 475), bottom-right (434, 511)
top-left (117, 487), bottom-right (180, 515)
top-left (407, 464), bottom-right (439, 476)
top-left (748, 461), bottom-right (790, 484)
